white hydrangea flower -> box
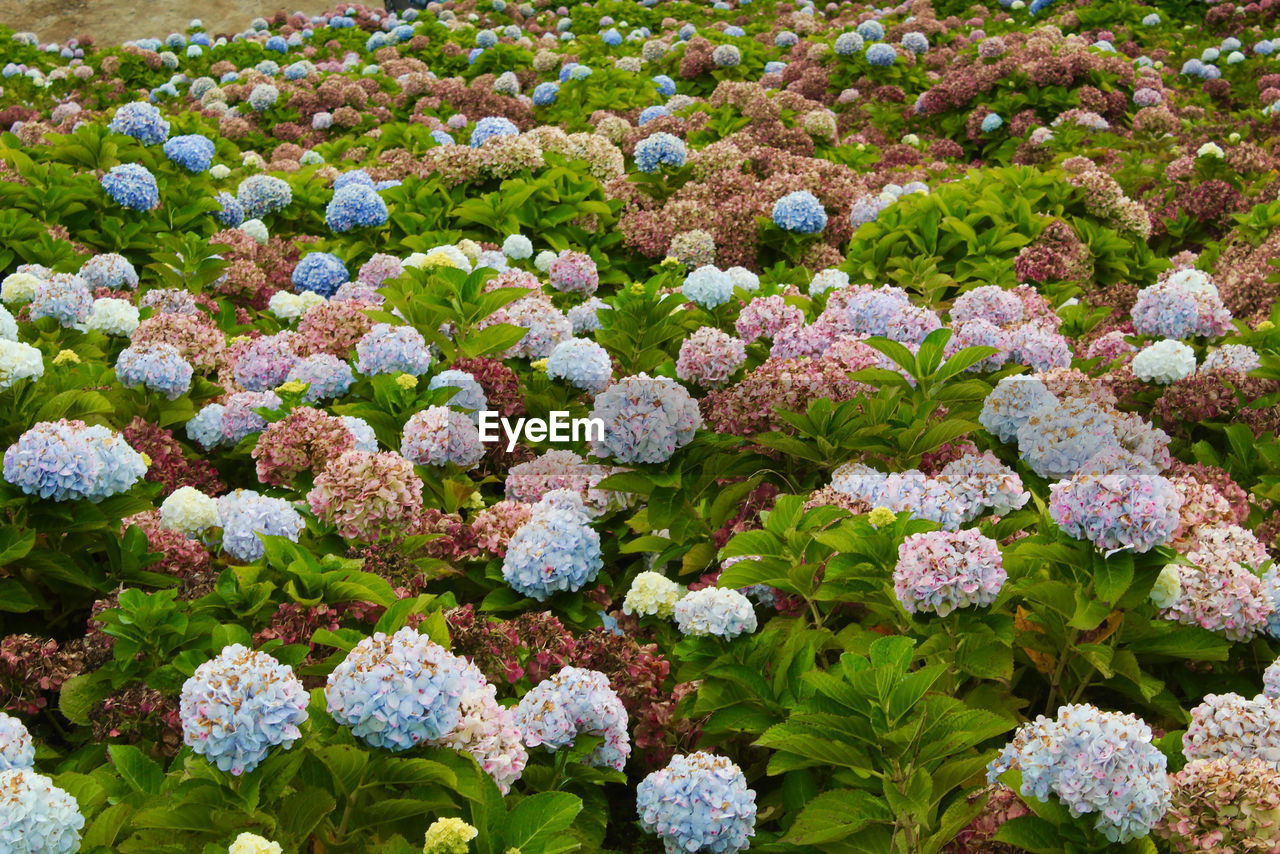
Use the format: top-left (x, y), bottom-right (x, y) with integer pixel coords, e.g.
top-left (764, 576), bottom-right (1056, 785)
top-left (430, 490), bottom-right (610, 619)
top-left (622, 571), bottom-right (683, 619)
top-left (159, 486), bottom-right (222, 535)
top-left (1132, 339), bottom-right (1196, 384)
top-left (86, 298), bottom-right (140, 336)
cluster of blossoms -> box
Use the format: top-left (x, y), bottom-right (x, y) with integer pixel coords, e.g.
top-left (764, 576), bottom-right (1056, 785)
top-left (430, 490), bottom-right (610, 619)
top-left (1049, 472), bottom-right (1183, 554)
top-left (0, 769), bottom-right (85, 854)
top-left (589, 373), bottom-right (702, 464)
top-left (987, 704), bottom-right (1171, 843)
top-left (179, 644), bottom-right (308, 775)
top-left (513, 666), bottom-right (630, 770)
top-left (306, 450), bottom-right (423, 541)
top-left (893, 530), bottom-right (1006, 617)
top-left (503, 489), bottom-right (603, 601)
top-left (1183, 693), bottom-right (1280, 766)
top-left (637, 752), bottom-right (757, 854)
top-left (3, 420), bottom-right (147, 502)
top-left (673, 587), bottom-right (757, 638)
top-left (1131, 269), bottom-right (1233, 339)
top-left (401, 406), bottom-right (484, 469)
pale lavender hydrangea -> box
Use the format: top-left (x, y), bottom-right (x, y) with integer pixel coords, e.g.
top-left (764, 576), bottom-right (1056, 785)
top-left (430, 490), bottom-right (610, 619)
top-left (0, 714), bottom-right (33, 772)
top-left (3, 420), bottom-right (146, 502)
top-left (116, 342), bottom-right (193, 399)
top-left (217, 489), bottom-right (305, 562)
top-left (220, 391), bottom-right (282, 444)
top-left (356, 323), bottom-right (433, 376)
top-left (400, 406), bottom-right (484, 469)
top-left (1265, 657), bottom-right (1280, 699)
top-left (547, 251), bottom-right (599, 295)
top-left (676, 327), bottom-right (747, 388)
top-left (286, 354), bottom-right (355, 401)
top-left (980, 375), bottom-right (1059, 443)
top-left (29, 274), bottom-right (92, 327)
top-left (951, 285), bottom-right (1024, 327)
top-left (1184, 693), bottom-right (1280, 767)
top-left (233, 332), bottom-right (299, 391)
top-left (1048, 472), bottom-right (1183, 553)
top-left (1131, 270), bottom-right (1232, 339)
top-left (589, 373), bottom-right (701, 464)
top-left (513, 666), bottom-right (630, 770)
top-left (893, 529), bottom-right (1005, 616)
top-left (546, 338), bottom-right (613, 394)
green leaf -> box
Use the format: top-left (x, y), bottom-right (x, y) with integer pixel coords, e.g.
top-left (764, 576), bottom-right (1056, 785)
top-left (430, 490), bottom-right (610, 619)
top-left (502, 791), bottom-right (584, 854)
top-left (781, 789), bottom-right (891, 845)
top-left (992, 815), bottom-right (1064, 854)
top-left (108, 744), bottom-right (165, 796)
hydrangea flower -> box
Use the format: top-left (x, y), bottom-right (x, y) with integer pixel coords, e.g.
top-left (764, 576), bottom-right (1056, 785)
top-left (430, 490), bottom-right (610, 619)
top-left (676, 327), bottom-right (747, 388)
top-left (292, 252), bottom-right (349, 298)
top-left (634, 132), bottom-right (687, 173)
top-left (220, 391), bottom-right (283, 444)
top-left (306, 450), bottom-right (422, 541)
top-left (401, 406), bottom-right (484, 469)
top-left (637, 752), bottom-right (757, 854)
top-left (502, 234), bottom-right (533, 259)
top-left (325, 627), bottom-right (471, 750)
top-left (187, 403), bottom-right (226, 450)
top-left (230, 833), bottom-right (283, 854)
top-left (325, 184), bottom-right (389, 233)
top-left (1132, 339), bottom-right (1197, 384)
top-left (179, 644), bottom-right (308, 775)
top-left (159, 485), bottom-right (221, 535)
top-left (547, 338), bottom-right (613, 394)
top-left (513, 666), bottom-right (630, 770)
top-left (86, 298), bottom-right (140, 336)
top-left (1265, 657), bottom-right (1280, 699)
top-left (987, 704), bottom-right (1169, 843)
top-left (428, 369), bottom-right (488, 417)
top-left (503, 489), bottom-right (603, 600)
top-left (79, 253), bottom-right (138, 290)
top-left (0, 769), bottom-right (85, 854)
top-left (470, 116), bottom-right (520, 147)
top-left (979, 376), bottom-right (1059, 443)
top-left (673, 587), bottom-right (757, 638)
top-left (623, 571), bottom-right (683, 618)
top-left (1049, 472), bottom-right (1183, 553)
top-left (1131, 270), bottom-right (1232, 339)
top-left (771, 190), bottom-right (828, 234)
top-left (1184, 693), bottom-right (1280, 766)
top-left (116, 342), bottom-right (193, 399)
top-left (867, 43), bottom-right (897, 65)
top-left (422, 819), bottom-right (479, 854)
top-left (237, 174), bottom-right (293, 219)
top-left (163, 134), bottom-right (215, 172)
top-left (108, 101), bottom-right (170, 144)
top-left (894, 530), bottom-right (1005, 616)
top-left (217, 490), bottom-right (304, 562)
top-left (3, 420), bottom-right (146, 502)
top-left (0, 713), bottom-right (34, 772)
top-left (0, 339), bottom-right (44, 391)
top-left (101, 164), bottom-right (160, 211)
top-left (548, 251), bottom-right (599, 295)
top-left (589, 373), bottom-right (701, 464)
top-left (356, 324), bottom-right (433, 376)
top-left (681, 265), bottom-right (735, 309)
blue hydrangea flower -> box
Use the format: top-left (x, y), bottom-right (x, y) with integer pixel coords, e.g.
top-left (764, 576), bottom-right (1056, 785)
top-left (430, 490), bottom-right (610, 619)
top-left (857, 19), bottom-right (884, 41)
top-left (513, 667), bottom-right (630, 770)
top-left (341, 415), bottom-right (378, 452)
top-left (634, 132), bottom-right (687, 173)
top-left (532, 81), bottom-right (560, 105)
top-left (79, 253), bottom-right (138, 290)
top-left (589, 373), bottom-right (701, 464)
top-left (673, 587), bottom-right (758, 638)
top-left (217, 490), bottom-right (305, 562)
top-left (3, 420), bottom-right (145, 502)
top-left (286, 354), bottom-right (354, 402)
top-left (771, 190), bottom-right (828, 233)
top-left (356, 324), bottom-right (433, 376)
top-left (325, 627), bottom-right (472, 751)
top-left (213, 191), bottom-right (245, 227)
top-left (116, 342), bottom-right (193, 399)
top-left (292, 252), bottom-right (349, 297)
top-left (476, 29), bottom-right (498, 48)
top-left (637, 105), bottom-right (670, 126)
top-left (981, 113), bottom-right (1003, 132)
top-left (546, 338), bottom-right (612, 393)
top-left (101, 164), bottom-right (160, 211)
top-left (503, 489), bottom-right (603, 600)
top-left (0, 713), bottom-right (34, 772)
top-left (237, 174), bottom-right (292, 218)
top-left (568, 297), bottom-right (608, 333)
top-left (637, 753), bottom-right (757, 854)
top-left (325, 184), bottom-right (389, 233)
top-left (0, 769), bottom-right (85, 854)
top-left (163, 134), bottom-right (215, 172)
top-left (652, 74), bottom-right (676, 96)
top-left (30, 274), bottom-right (92, 327)
top-left (187, 403), bottom-right (226, 450)
top-left (901, 31), bottom-right (928, 53)
top-left (179, 644), bottom-right (308, 775)
top-left (681, 265), bottom-right (734, 309)
top-left (108, 101), bottom-right (170, 144)
top-left (979, 376), bottom-right (1058, 443)
top-left (332, 170), bottom-right (373, 191)
top-left (988, 704), bottom-right (1169, 843)
top-left (866, 43), bottom-right (897, 65)
top-left (428, 370), bottom-right (488, 417)
top-left (470, 116), bottom-right (519, 147)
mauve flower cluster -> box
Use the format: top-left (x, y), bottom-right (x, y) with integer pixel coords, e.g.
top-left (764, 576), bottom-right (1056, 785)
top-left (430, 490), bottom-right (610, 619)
top-left (893, 530), bottom-right (1005, 617)
top-left (1156, 757), bottom-right (1280, 854)
top-left (1183, 693), bottom-right (1280, 766)
top-left (589, 373), bottom-right (702, 464)
top-left (1048, 472), bottom-right (1183, 554)
top-left (306, 450), bottom-right (423, 541)
top-left (1131, 269), bottom-right (1233, 339)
